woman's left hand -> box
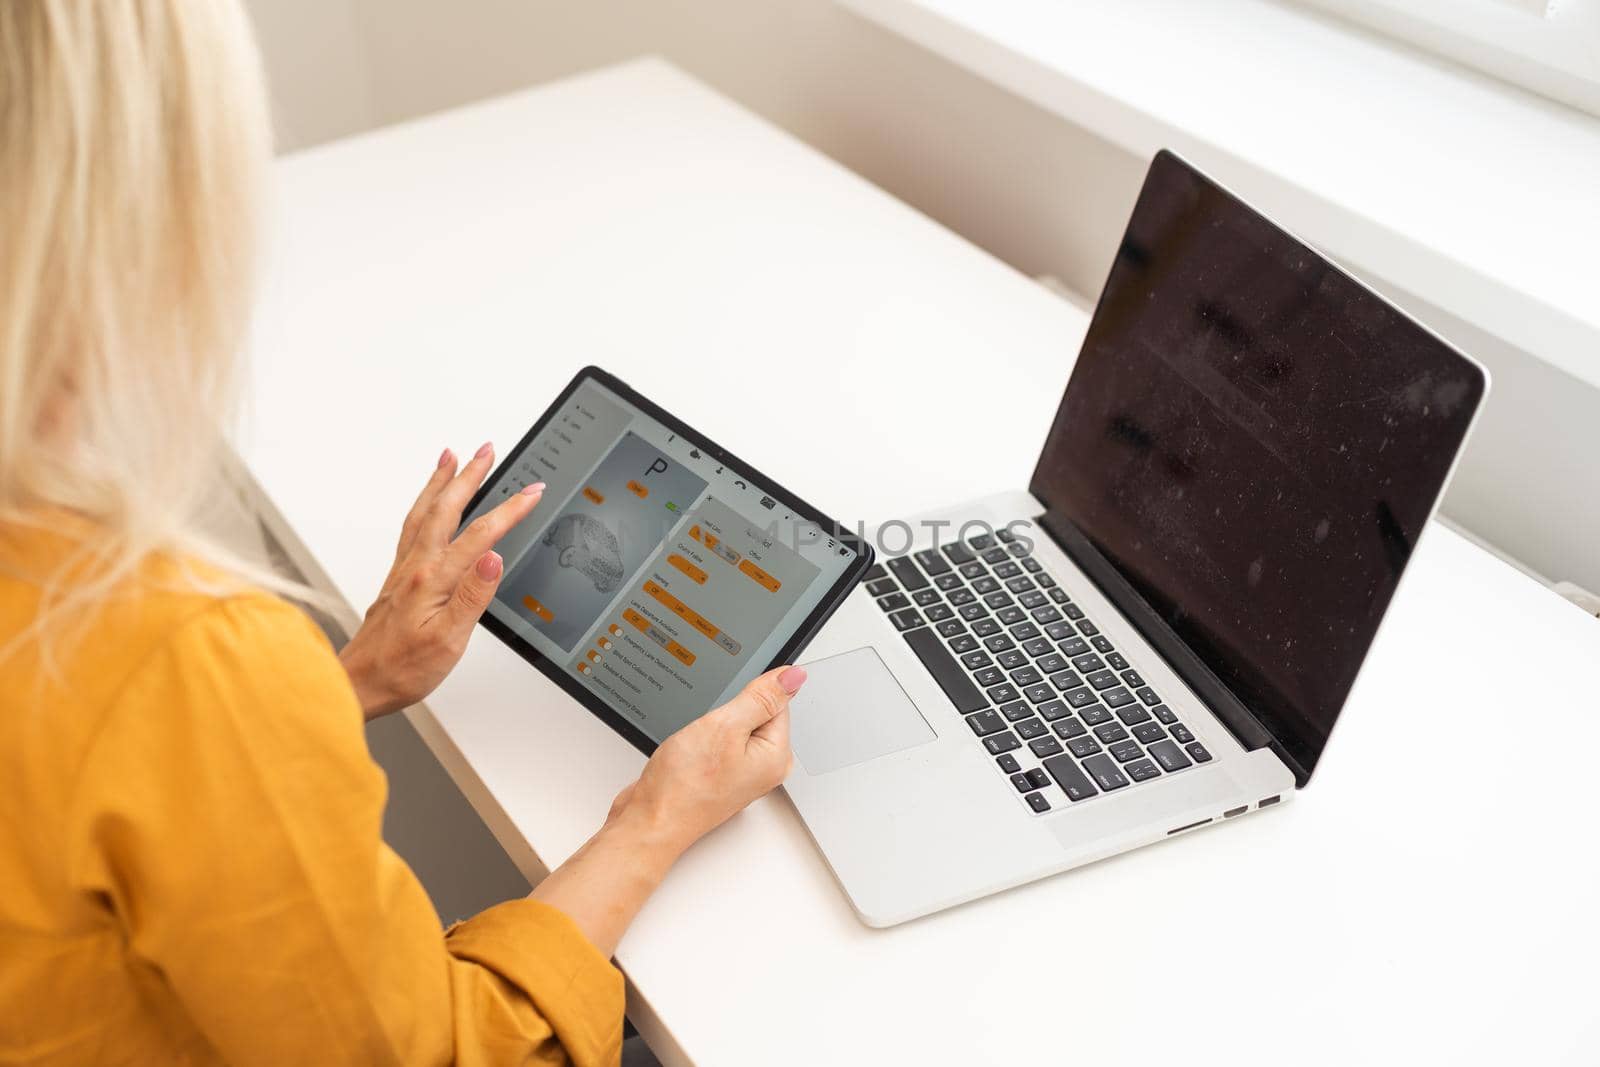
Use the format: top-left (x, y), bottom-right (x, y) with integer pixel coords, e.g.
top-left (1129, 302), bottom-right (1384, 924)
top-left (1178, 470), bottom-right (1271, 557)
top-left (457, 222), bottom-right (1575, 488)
top-left (339, 443), bottom-right (544, 718)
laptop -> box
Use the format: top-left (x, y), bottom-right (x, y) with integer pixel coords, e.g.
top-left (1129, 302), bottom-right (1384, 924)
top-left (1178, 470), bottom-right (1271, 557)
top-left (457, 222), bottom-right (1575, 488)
top-left (784, 151), bottom-right (1488, 927)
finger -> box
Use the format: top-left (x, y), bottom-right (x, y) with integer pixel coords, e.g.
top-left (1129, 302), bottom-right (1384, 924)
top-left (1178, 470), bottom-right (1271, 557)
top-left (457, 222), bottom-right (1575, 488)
top-left (444, 549), bottom-right (505, 632)
top-left (717, 665), bottom-right (806, 735)
top-left (397, 447), bottom-right (459, 559)
top-left (442, 482), bottom-right (545, 578)
top-left (417, 441), bottom-right (499, 549)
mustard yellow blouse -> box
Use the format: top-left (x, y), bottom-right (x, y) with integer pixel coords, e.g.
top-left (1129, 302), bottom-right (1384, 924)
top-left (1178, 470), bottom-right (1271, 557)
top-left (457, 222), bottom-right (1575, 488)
top-left (0, 527), bottom-right (622, 1065)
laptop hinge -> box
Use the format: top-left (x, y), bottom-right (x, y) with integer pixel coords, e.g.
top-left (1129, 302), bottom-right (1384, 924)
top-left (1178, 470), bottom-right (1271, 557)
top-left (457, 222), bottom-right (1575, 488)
top-left (1036, 511), bottom-right (1311, 787)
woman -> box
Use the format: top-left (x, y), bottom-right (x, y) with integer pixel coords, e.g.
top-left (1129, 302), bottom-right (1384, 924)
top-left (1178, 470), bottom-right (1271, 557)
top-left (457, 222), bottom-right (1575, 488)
top-left (0, 3), bottom-right (803, 1064)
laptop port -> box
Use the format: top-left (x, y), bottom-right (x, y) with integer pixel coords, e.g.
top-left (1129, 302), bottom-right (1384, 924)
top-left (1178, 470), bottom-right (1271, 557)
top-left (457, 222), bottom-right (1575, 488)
top-left (1223, 805), bottom-right (1248, 818)
top-left (1259, 795), bottom-right (1281, 807)
top-left (1166, 818), bottom-right (1212, 835)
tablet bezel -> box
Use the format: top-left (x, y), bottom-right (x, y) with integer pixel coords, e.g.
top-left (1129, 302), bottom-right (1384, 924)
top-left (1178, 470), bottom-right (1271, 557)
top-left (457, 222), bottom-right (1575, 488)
top-left (462, 365), bottom-right (875, 756)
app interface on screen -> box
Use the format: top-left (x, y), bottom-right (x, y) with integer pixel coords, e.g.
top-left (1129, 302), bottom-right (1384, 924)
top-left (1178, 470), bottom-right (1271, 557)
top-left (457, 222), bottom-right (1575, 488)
top-left (468, 377), bottom-right (857, 742)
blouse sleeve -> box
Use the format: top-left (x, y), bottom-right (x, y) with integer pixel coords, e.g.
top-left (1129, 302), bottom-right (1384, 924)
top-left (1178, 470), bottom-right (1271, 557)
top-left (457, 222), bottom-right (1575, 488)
top-left (67, 593), bottom-right (623, 1067)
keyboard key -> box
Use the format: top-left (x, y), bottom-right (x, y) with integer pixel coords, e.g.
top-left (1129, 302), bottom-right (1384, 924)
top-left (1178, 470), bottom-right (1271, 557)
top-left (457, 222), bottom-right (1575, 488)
top-left (1071, 653), bottom-right (1105, 673)
top-left (1026, 791), bottom-right (1052, 813)
top-left (1135, 687), bottom-right (1162, 706)
top-left (1093, 722), bottom-right (1129, 743)
top-left (997, 649), bottom-right (1028, 670)
top-left (984, 732), bottom-right (1022, 755)
top-left (1048, 587), bottom-right (1070, 604)
top-left (993, 561), bottom-right (1022, 579)
top-left (866, 578), bottom-right (897, 597)
top-left (983, 592), bottom-right (1013, 610)
top-left (961, 651), bottom-right (993, 670)
top-left (948, 588), bottom-right (976, 606)
top-left (1148, 739), bottom-right (1193, 772)
top-left (996, 607), bottom-right (1025, 625)
top-left (1051, 670), bottom-right (1083, 692)
top-left (1028, 736), bottom-right (1065, 758)
top-left (999, 700), bottom-right (1032, 722)
top-left (1053, 716), bottom-right (1087, 739)
top-left (959, 603), bottom-right (989, 622)
top-left (1030, 605), bottom-right (1062, 624)
top-left (1005, 576), bottom-right (1036, 594)
top-left (947, 633), bottom-right (977, 651)
top-left (1121, 670), bottom-right (1145, 688)
top-left (996, 752), bottom-right (1021, 773)
top-left (1132, 721), bottom-right (1166, 744)
top-left (878, 593), bottom-right (909, 612)
top-left (1043, 754), bottom-right (1098, 802)
top-left (925, 603), bottom-right (955, 622)
top-left (981, 547), bottom-right (1009, 565)
top-left (983, 634), bottom-right (1015, 653)
top-left (1078, 703), bottom-right (1112, 726)
top-left (1008, 622), bottom-right (1040, 641)
top-left (1008, 543), bottom-right (1029, 557)
top-left (1058, 636), bottom-right (1090, 657)
top-left (903, 627), bottom-right (988, 713)
top-left (1116, 704), bottom-right (1151, 726)
top-left (863, 563), bottom-right (887, 582)
top-left (995, 527), bottom-right (1018, 543)
top-left (987, 683), bottom-right (1020, 704)
top-left (942, 542), bottom-right (976, 565)
top-left (1024, 684), bottom-right (1055, 704)
top-left (913, 588), bottom-right (941, 607)
top-left (1102, 687), bottom-right (1135, 708)
top-left (1010, 772), bottom-right (1034, 793)
top-left (1064, 688), bottom-right (1099, 710)
top-left (974, 666), bottom-right (1005, 687)
top-left (1081, 754), bottom-right (1129, 791)
top-left (1091, 635), bottom-right (1114, 653)
top-left (1026, 768), bottom-right (1051, 790)
top-left (1036, 653), bottom-right (1068, 674)
top-left (1015, 717), bottom-right (1048, 740)
top-left (1045, 621), bottom-right (1076, 641)
top-left (1169, 723), bottom-right (1195, 744)
top-left (1105, 652), bottom-right (1129, 671)
top-left (1078, 620), bottom-right (1099, 636)
top-left (1152, 704), bottom-right (1179, 724)
top-left (914, 548), bottom-right (952, 576)
top-left (971, 576), bottom-right (1000, 595)
top-left (1036, 700), bottom-right (1069, 721)
top-left (1109, 740), bottom-right (1143, 763)
top-left (1126, 758), bottom-right (1161, 781)
top-left (1087, 670), bottom-right (1118, 690)
top-left (959, 561), bottom-right (986, 580)
top-left (1063, 603), bottom-right (1085, 620)
top-left (1022, 637), bottom-right (1054, 657)
top-left (971, 619), bottom-right (1000, 637)
top-left (1186, 742), bottom-right (1213, 763)
top-left (967, 709), bottom-right (1005, 736)
top-left (1033, 567), bottom-right (1051, 583)
top-left (1067, 736), bottom-right (1101, 758)
top-left (967, 533), bottom-right (995, 551)
top-left (890, 608), bottom-right (924, 631)
top-left (886, 556), bottom-right (929, 590)
top-left (934, 572), bottom-right (963, 591)
top-left (1010, 666), bottom-right (1043, 687)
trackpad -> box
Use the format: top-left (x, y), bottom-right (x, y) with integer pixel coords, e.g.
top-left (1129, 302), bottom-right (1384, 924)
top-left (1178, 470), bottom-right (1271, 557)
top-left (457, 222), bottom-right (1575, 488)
top-left (790, 647), bottom-right (935, 775)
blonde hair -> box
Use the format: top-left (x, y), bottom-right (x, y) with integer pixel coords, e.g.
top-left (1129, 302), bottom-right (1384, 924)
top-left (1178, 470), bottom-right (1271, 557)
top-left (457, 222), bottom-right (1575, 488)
top-left (0, 0), bottom-right (313, 655)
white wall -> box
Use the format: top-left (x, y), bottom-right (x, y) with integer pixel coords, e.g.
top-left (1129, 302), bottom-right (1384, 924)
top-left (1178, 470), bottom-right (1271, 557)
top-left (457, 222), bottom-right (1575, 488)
top-left (243, 0), bottom-right (1600, 595)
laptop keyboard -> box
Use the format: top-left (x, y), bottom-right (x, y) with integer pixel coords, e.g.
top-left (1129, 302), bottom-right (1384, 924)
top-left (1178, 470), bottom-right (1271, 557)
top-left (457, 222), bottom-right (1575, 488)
top-left (864, 529), bottom-right (1211, 814)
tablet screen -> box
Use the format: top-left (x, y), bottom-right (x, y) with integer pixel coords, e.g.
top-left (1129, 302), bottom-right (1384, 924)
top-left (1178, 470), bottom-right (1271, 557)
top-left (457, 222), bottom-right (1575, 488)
top-left (466, 372), bottom-right (862, 744)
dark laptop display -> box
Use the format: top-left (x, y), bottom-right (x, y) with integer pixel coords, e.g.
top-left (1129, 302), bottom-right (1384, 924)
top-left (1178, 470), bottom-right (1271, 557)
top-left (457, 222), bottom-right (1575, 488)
top-left (1031, 151), bottom-right (1485, 783)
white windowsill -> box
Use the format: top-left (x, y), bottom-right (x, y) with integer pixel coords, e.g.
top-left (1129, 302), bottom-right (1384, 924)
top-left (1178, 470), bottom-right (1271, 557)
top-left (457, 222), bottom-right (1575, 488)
top-left (838, 0), bottom-right (1600, 390)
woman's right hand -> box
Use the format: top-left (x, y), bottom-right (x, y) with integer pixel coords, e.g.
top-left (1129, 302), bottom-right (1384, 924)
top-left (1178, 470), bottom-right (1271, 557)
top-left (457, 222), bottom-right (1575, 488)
top-left (609, 666), bottom-right (806, 853)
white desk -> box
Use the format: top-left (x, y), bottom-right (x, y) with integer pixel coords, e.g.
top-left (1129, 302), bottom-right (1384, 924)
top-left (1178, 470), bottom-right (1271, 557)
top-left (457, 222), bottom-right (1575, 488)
top-left (241, 59), bottom-right (1600, 1067)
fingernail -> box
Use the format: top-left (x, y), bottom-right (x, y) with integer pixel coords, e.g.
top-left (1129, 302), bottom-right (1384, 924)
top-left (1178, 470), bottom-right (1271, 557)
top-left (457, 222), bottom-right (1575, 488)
top-left (778, 666), bottom-right (807, 693)
top-left (437, 448), bottom-right (453, 469)
top-left (521, 481), bottom-right (546, 496)
top-left (475, 441), bottom-right (493, 459)
top-left (476, 551), bottom-right (502, 580)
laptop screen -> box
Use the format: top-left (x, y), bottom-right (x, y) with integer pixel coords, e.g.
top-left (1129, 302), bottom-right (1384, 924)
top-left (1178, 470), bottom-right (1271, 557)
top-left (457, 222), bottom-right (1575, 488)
top-left (1030, 151), bottom-right (1484, 782)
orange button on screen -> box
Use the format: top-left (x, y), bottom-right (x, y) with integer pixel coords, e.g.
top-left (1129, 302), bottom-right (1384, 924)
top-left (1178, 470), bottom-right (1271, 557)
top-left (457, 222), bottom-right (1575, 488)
top-left (738, 559), bottom-right (781, 592)
top-left (521, 595), bottom-right (554, 623)
top-left (582, 486), bottom-right (604, 505)
top-left (668, 554), bottom-right (708, 584)
top-left (627, 479), bottom-right (649, 499)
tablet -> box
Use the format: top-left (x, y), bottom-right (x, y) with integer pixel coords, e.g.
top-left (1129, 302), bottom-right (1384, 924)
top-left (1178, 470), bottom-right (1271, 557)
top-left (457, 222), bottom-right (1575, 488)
top-left (461, 366), bottom-right (874, 754)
